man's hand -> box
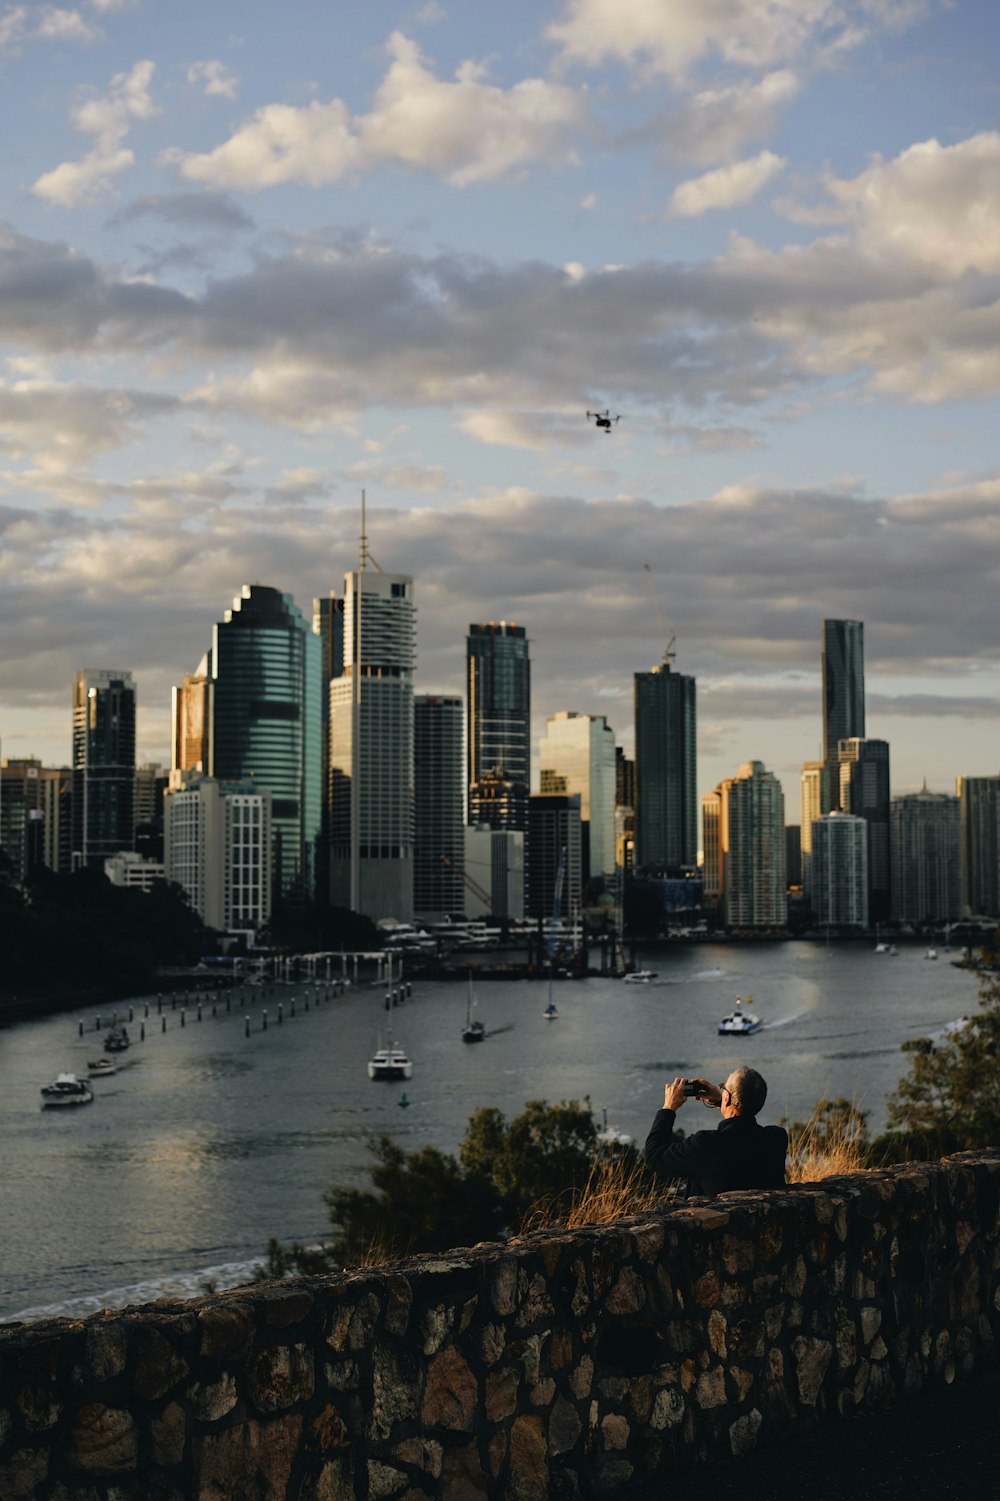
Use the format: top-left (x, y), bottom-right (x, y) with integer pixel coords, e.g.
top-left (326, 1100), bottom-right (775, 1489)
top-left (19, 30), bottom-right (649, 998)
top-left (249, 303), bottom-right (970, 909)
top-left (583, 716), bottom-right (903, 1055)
top-left (663, 1077), bottom-right (688, 1112)
top-left (689, 1077), bottom-right (722, 1108)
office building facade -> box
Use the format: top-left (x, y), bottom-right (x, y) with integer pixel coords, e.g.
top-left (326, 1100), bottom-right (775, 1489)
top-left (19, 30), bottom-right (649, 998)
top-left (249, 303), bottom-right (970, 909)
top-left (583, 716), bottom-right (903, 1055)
top-left (464, 826), bottom-right (525, 920)
top-left (414, 695), bottom-right (465, 918)
top-left (891, 789), bottom-right (962, 924)
top-left (329, 571), bottom-right (416, 921)
top-left (71, 669), bottom-right (136, 870)
top-left (539, 711), bottom-right (616, 887)
top-left (957, 775), bottom-right (1000, 918)
top-left (808, 812), bottom-right (868, 930)
top-left (705, 761), bottom-right (786, 929)
top-left (822, 619), bottom-right (865, 807)
top-left (526, 793), bottom-right (582, 923)
top-left (634, 662), bottom-right (697, 871)
top-left (838, 738), bottom-right (891, 924)
top-left (207, 585), bottom-right (322, 902)
top-left (165, 774), bottom-right (272, 932)
top-left (0, 758), bottom-right (45, 882)
top-left (466, 621), bottom-right (530, 829)
top-left (170, 662), bottom-right (212, 785)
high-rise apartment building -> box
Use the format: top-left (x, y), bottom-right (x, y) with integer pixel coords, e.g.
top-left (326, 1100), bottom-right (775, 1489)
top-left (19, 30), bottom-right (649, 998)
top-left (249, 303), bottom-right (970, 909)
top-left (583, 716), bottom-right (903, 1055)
top-left (170, 662), bottom-right (211, 785)
top-left (822, 620), bottom-right (865, 804)
top-left (539, 712), bottom-right (616, 887)
top-left (312, 593), bottom-right (345, 904)
top-left (165, 774), bottom-right (272, 932)
top-left (414, 695), bottom-right (465, 918)
top-left (330, 570), bottom-right (416, 921)
top-left (704, 761), bottom-right (786, 929)
top-left (799, 760), bottom-right (831, 887)
top-left (527, 793), bottom-right (582, 923)
top-left (808, 812), bottom-right (868, 930)
top-left (838, 738), bottom-right (891, 923)
top-left (891, 789), bottom-right (961, 924)
top-left (71, 669), bottom-right (136, 870)
top-left (466, 621), bottom-right (530, 829)
top-left (0, 758), bottom-right (45, 882)
top-left (206, 586), bottom-right (322, 902)
top-left (634, 661), bottom-right (697, 871)
top-left (957, 775), bottom-right (1000, 918)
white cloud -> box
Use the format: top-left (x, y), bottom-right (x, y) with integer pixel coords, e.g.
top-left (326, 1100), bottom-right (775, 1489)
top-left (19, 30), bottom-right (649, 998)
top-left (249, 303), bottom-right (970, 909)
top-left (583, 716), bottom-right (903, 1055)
top-left (549, 0), bottom-right (849, 78)
top-left (0, 378), bottom-right (176, 473)
top-left (668, 150), bottom-right (786, 216)
top-left (186, 59), bottom-right (239, 100)
top-left (666, 70), bottom-right (800, 164)
top-left (0, 5), bottom-right (98, 51)
top-left (32, 59), bottom-right (157, 207)
top-left (168, 32), bottom-right (586, 191)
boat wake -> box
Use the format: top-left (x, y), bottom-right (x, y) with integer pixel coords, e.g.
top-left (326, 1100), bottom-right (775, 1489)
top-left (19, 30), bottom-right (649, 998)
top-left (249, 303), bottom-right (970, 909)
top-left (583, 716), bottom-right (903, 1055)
top-left (0, 1257), bottom-right (268, 1327)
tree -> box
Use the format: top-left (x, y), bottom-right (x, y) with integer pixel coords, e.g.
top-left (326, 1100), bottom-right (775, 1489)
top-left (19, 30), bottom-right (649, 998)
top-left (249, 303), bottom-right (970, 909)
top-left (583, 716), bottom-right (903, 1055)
top-left (875, 940), bottom-right (1000, 1160)
top-left (460, 1097), bottom-right (599, 1220)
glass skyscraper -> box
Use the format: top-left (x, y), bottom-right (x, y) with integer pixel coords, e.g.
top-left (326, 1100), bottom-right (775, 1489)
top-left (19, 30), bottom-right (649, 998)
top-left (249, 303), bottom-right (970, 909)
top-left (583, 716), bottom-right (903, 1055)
top-left (634, 661), bottom-right (697, 872)
top-left (414, 694), bottom-right (465, 918)
top-left (209, 585), bottom-right (322, 902)
top-left (71, 668), bottom-right (136, 870)
top-left (822, 619), bottom-right (865, 806)
top-left (466, 621), bottom-right (530, 828)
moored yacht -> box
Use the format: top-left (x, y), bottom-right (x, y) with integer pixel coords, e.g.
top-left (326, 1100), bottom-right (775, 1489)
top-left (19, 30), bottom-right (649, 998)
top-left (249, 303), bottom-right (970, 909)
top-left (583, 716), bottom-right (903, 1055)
top-left (41, 1073), bottom-right (94, 1108)
top-left (87, 1057), bottom-right (117, 1077)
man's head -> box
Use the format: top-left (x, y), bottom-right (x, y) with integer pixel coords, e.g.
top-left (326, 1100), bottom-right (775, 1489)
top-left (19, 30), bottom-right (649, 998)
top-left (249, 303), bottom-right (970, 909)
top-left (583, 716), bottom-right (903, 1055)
top-left (722, 1067), bottom-right (767, 1118)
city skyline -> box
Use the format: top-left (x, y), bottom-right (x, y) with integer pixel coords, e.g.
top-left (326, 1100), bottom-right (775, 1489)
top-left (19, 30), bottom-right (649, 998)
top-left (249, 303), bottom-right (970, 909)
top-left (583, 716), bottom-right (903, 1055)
top-left (1, 2), bottom-right (999, 805)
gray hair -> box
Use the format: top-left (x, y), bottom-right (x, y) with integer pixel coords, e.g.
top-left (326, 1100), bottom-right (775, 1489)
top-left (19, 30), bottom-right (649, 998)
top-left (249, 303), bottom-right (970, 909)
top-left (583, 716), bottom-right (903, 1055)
top-left (724, 1067), bottom-right (767, 1117)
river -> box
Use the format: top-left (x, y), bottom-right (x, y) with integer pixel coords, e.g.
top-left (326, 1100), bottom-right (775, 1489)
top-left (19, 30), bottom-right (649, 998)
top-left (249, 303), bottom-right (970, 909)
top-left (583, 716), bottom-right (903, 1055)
top-left (0, 941), bottom-right (979, 1324)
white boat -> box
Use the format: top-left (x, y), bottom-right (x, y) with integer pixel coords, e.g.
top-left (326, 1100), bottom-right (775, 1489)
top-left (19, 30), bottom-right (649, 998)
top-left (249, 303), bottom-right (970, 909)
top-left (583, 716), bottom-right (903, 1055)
top-left (874, 942), bottom-right (891, 954)
top-left (368, 1045), bottom-right (413, 1080)
top-left (623, 969), bottom-right (657, 984)
top-left (596, 1108), bottom-right (633, 1148)
top-left (462, 975), bottom-right (486, 1043)
top-left (925, 948), bottom-right (938, 960)
top-left (41, 1073), bottom-right (94, 1108)
top-left (943, 1015), bottom-right (971, 1037)
top-left (718, 995), bottom-right (762, 1036)
top-left (87, 1057), bottom-right (117, 1077)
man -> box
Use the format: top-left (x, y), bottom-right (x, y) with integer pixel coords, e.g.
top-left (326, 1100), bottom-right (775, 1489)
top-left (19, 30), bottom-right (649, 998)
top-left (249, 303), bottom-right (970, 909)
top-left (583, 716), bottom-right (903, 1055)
top-left (644, 1067), bottom-right (787, 1196)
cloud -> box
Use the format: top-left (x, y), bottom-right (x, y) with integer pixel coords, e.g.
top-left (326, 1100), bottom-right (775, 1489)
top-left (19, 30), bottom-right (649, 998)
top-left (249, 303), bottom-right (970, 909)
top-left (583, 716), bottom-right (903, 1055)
top-left (668, 150), bottom-right (786, 216)
top-left (109, 191), bottom-right (254, 233)
top-left (0, 6), bottom-right (98, 53)
top-left (0, 378), bottom-right (176, 473)
top-left (186, 59), bottom-right (238, 100)
top-left (167, 32), bottom-right (587, 190)
top-left (548, 0), bottom-right (874, 79)
top-left (32, 59), bottom-right (157, 207)
top-left (665, 70), bottom-right (801, 164)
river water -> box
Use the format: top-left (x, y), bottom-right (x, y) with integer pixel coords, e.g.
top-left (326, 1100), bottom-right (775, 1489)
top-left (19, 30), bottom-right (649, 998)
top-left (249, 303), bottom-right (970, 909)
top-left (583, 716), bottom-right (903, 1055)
top-left (0, 942), bottom-right (979, 1325)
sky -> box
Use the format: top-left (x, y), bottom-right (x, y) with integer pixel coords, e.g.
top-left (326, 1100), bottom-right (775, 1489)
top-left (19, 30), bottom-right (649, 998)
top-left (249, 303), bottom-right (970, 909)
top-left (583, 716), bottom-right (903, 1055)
top-left (1, 0), bottom-right (999, 820)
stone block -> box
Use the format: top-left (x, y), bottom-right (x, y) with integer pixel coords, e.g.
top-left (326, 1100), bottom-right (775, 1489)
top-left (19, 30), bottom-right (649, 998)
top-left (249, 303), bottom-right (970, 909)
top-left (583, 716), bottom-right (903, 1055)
top-left (15, 1382), bottom-right (61, 1432)
top-left (190, 1372), bottom-right (238, 1423)
top-left (260, 1287), bottom-right (314, 1328)
top-left (569, 1355), bottom-right (593, 1399)
top-left (394, 1436), bottom-right (444, 1479)
top-left (300, 1457), bottom-right (356, 1501)
top-left (371, 1344), bottom-right (420, 1438)
top-left (150, 1401), bottom-right (186, 1467)
top-left (651, 1386), bottom-right (685, 1430)
top-left (247, 1343), bottom-right (314, 1413)
top-left (0, 1446), bottom-right (49, 1500)
top-left (194, 1413), bottom-right (302, 1500)
top-left (491, 1259), bottom-right (519, 1317)
top-left (509, 1413), bottom-right (548, 1501)
top-left (198, 1305), bottom-right (255, 1363)
top-left (600, 1412), bottom-right (629, 1450)
top-left (485, 1366), bottom-right (519, 1422)
top-left (606, 1267), bottom-right (644, 1316)
top-left (549, 1395), bottom-right (582, 1455)
top-left (421, 1345), bottom-right (477, 1430)
top-left (516, 1272), bottom-right (555, 1328)
top-left (132, 1329), bottom-right (189, 1402)
top-left (383, 1275), bottom-right (413, 1336)
top-left (793, 1337), bottom-right (833, 1407)
top-left (67, 1404), bottom-right (138, 1474)
top-left (368, 1460), bottom-right (408, 1498)
top-left (695, 1366), bottom-right (726, 1409)
top-left (349, 1293), bottom-right (382, 1350)
top-left (440, 1439), bottom-right (490, 1500)
top-left (83, 1322), bottom-right (127, 1383)
top-left (707, 1310), bottom-right (728, 1359)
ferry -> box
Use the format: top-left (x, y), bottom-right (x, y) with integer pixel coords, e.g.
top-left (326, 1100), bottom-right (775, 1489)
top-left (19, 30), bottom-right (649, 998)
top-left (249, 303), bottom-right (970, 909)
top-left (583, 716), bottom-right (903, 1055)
top-left (41, 1073), bottom-right (94, 1108)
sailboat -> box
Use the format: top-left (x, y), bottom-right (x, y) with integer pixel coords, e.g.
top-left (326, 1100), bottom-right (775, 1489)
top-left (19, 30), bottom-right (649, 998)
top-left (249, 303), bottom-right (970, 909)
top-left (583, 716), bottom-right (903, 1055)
top-left (462, 973), bottom-right (486, 1042)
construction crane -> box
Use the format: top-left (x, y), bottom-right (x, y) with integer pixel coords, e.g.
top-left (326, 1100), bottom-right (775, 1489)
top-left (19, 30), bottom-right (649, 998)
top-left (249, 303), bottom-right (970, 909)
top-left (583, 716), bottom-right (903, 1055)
top-left (441, 853), bottom-right (498, 915)
top-left (643, 563), bottom-right (675, 665)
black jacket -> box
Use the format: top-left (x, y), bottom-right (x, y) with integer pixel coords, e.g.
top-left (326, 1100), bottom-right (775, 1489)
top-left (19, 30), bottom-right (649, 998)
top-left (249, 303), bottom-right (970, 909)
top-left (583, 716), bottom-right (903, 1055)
top-left (644, 1108), bottom-right (788, 1196)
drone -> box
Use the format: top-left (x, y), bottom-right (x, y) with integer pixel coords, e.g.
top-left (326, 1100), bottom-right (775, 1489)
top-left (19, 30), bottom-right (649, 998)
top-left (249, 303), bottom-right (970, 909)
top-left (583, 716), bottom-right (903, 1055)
top-left (587, 409), bottom-right (621, 433)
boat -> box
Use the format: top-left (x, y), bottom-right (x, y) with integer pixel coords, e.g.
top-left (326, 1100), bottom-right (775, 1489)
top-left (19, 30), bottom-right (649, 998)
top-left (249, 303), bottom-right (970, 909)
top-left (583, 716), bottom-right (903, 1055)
top-left (87, 1057), bottom-right (117, 1077)
top-left (718, 995), bottom-right (762, 1036)
top-left (596, 1108), bottom-right (633, 1148)
top-left (103, 1024), bottom-right (130, 1052)
top-left (874, 942), bottom-right (891, 954)
top-left (543, 1001), bottom-right (559, 1020)
top-left (368, 1015), bottom-right (413, 1079)
top-left (462, 975), bottom-right (486, 1043)
top-left (925, 948), bottom-right (938, 961)
top-left (943, 1015), bottom-right (971, 1037)
top-left (623, 969), bottom-right (657, 984)
top-left (41, 1073), bottom-right (94, 1108)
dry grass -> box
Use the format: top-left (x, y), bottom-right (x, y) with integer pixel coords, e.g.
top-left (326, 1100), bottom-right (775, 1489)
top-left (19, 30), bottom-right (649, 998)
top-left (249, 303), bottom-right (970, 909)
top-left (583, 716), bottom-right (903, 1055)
top-left (519, 1153), bottom-right (671, 1234)
top-left (785, 1100), bottom-right (871, 1183)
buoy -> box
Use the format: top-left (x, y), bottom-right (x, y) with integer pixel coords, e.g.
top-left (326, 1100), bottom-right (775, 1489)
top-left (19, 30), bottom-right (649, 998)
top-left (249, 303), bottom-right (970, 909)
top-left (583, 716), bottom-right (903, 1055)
top-left (161, 1016), bottom-right (166, 1033)
top-left (181, 1009), bottom-right (186, 1028)
top-left (140, 1022), bottom-right (145, 1041)
top-left (398, 1092), bottom-right (410, 1109)
top-left (262, 1009), bottom-right (268, 1031)
top-left (245, 1015), bottom-right (250, 1038)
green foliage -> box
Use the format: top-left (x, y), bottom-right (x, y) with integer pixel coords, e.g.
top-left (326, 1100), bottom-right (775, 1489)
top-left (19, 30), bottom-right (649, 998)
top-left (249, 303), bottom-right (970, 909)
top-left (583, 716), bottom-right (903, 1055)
top-left (876, 941), bottom-right (1000, 1161)
top-left (266, 900), bottom-right (380, 955)
top-left (1, 867), bottom-right (208, 1004)
top-left (261, 1097), bottom-right (601, 1278)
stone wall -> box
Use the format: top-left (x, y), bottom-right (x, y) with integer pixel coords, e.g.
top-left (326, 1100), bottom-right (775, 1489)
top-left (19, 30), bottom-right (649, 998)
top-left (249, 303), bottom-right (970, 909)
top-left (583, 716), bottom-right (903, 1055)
top-left (2, 1152), bottom-right (999, 1500)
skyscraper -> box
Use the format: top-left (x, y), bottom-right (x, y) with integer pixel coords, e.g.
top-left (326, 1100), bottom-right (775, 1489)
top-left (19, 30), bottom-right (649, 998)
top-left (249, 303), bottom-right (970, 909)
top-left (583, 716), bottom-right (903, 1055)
top-left (170, 660), bottom-right (211, 784)
top-left (414, 695), bottom-right (465, 918)
top-left (208, 586), bottom-right (322, 902)
top-left (809, 812), bottom-right (868, 930)
top-left (539, 711), bottom-right (617, 887)
top-left (822, 619), bottom-right (865, 806)
top-left (634, 661), bottom-right (697, 871)
top-left (957, 775), bottom-right (1000, 918)
top-left (466, 621), bottom-right (530, 828)
top-left (704, 761), bottom-right (786, 929)
top-left (891, 789), bottom-right (961, 924)
top-left (527, 793), bottom-right (582, 923)
top-left (71, 669), bottom-right (136, 870)
top-left (838, 738), bottom-right (891, 923)
top-left (329, 570), bottom-right (416, 921)
top-left (165, 774), bottom-right (272, 932)
top-left (799, 760), bottom-right (831, 887)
